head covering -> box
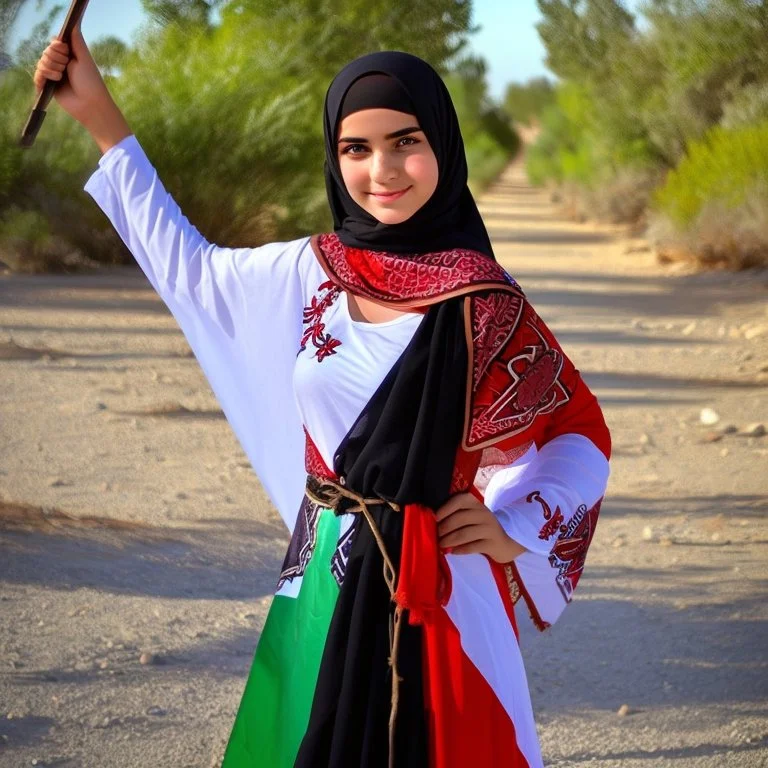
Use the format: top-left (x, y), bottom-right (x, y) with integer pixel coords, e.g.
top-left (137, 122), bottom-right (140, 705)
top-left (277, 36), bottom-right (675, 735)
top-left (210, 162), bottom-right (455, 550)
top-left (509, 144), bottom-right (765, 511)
top-left (339, 73), bottom-right (414, 121)
top-left (323, 51), bottom-right (494, 258)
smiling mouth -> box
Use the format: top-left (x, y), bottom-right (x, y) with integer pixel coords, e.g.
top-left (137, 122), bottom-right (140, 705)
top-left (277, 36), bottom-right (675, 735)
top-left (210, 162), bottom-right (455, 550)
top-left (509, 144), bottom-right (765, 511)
top-left (368, 186), bottom-right (412, 202)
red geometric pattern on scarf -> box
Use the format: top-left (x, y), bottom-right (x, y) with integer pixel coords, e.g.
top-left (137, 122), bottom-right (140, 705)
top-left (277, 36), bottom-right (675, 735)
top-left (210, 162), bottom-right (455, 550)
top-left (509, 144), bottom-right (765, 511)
top-left (470, 292), bottom-right (525, 390)
top-left (314, 234), bottom-right (570, 452)
top-left (317, 232), bottom-right (514, 301)
top-left (465, 307), bottom-right (571, 449)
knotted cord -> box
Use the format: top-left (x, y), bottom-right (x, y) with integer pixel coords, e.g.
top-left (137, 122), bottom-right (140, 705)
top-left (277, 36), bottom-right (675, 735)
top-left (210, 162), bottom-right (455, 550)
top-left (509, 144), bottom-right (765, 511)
top-left (305, 475), bottom-right (404, 768)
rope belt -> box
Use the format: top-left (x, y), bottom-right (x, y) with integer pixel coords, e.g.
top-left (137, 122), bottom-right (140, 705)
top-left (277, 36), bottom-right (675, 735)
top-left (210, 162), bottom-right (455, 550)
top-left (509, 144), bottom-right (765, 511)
top-left (305, 474), bottom-right (403, 768)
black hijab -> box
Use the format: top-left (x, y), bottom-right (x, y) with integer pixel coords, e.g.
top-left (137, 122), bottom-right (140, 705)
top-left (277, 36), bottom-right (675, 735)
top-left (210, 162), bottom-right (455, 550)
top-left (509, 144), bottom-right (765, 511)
top-left (323, 50), bottom-right (495, 258)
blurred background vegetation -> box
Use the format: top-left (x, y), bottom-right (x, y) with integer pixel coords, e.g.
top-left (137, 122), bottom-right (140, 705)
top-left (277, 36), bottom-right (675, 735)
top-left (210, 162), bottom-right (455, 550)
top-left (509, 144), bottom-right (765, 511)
top-left (1, 0), bottom-right (766, 272)
top-left (515, 0), bottom-right (768, 269)
top-left (0, 0), bottom-right (520, 272)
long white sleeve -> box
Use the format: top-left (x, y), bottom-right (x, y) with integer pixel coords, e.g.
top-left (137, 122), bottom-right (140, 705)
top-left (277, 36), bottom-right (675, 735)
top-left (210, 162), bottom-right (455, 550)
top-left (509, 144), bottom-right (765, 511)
top-left (483, 434), bottom-right (610, 556)
top-left (83, 135), bottom-right (320, 530)
top-left (478, 433), bottom-right (610, 629)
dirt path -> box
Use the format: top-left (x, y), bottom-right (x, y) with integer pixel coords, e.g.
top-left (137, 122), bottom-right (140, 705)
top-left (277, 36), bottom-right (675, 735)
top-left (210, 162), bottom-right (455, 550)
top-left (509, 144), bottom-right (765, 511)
top-left (1, 156), bottom-right (767, 767)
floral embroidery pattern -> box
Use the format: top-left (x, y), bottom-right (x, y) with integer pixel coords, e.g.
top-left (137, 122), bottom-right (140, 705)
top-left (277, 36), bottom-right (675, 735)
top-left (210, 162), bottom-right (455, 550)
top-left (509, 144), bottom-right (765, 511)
top-left (300, 280), bottom-right (342, 362)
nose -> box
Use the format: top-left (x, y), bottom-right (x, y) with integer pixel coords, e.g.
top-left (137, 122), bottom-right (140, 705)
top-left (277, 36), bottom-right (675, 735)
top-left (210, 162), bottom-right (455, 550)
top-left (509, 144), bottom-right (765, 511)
top-left (370, 149), bottom-right (399, 184)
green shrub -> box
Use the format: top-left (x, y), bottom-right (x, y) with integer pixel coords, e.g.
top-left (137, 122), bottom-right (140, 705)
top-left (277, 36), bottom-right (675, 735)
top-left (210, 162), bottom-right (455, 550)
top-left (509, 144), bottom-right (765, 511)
top-left (480, 107), bottom-right (520, 155)
top-left (649, 181), bottom-right (768, 269)
top-left (653, 120), bottom-right (768, 227)
top-left (503, 77), bottom-right (556, 126)
top-left (0, 206), bottom-right (58, 272)
top-left (525, 103), bottom-right (571, 186)
top-left (649, 120), bottom-right (768, 268)
top-left (2, 2), bottom-right (510, 272)
top-left (465, 132), bottom-right (510, 194)
top-left (721, 84), bottom-right (768, 130)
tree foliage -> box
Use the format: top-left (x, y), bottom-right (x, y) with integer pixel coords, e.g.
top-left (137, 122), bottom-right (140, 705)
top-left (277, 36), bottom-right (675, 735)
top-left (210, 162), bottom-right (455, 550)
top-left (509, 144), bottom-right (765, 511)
top-left (1, 0), bottom-right (518, 271)
top-left (536, 0), bottom-right (635, 82)
top-left (445, 56), bottom-right (520, 190)
top-left (141, 0), bottom-right (221, 28)
top-left (1, 0), bottom-right (33, 60)
top-left (503, 77), bottom-right (555, 126)
top-left (526, 0), bottom-right (768, 265)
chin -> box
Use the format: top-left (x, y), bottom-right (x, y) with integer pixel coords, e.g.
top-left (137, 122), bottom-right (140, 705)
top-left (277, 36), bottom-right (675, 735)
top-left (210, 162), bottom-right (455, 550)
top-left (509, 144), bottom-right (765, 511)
top-left (376, 213), bottom-right (411, 224)
top-left (367, 207), bottom-right (416, 225)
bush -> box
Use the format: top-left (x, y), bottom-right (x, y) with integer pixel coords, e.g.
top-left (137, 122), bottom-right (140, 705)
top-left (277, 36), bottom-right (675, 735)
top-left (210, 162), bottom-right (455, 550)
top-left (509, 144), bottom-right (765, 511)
top-left (465, 132), bottom-right (510, 195)
top-left (721, 84), bottom-right (768, 130)
top-left (649, 181), bottom-right (768, 270)
top-left (586, 166), bottom-right (664, 225)
top-left (480, 107), bottom-right (520, 155)
top-left (653, 120), bottom-right (768, 227)
top-left (649, 120), bottom-right (768, 268)
top-left (0, 206), bottom-right (91, 273)
top-left (503, 77), bottom-right (556, 127)
top-left (525, 103), bottom-right (571, 186)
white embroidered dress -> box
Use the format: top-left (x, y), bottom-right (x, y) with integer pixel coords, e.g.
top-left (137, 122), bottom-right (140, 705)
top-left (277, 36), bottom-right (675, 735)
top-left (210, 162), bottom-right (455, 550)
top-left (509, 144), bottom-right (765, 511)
top-left (84, 134), bottom-right (610, 767)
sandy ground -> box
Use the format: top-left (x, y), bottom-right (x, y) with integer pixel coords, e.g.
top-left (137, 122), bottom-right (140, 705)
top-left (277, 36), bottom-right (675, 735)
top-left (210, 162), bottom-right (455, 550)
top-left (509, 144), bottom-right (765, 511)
top-left (1, 156), bottom-right (767, 768)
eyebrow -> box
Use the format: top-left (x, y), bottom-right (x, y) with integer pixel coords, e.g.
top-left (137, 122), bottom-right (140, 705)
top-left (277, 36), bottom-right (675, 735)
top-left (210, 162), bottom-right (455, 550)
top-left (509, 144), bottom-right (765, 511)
top-left (337, 126), bottom-right (422, 143)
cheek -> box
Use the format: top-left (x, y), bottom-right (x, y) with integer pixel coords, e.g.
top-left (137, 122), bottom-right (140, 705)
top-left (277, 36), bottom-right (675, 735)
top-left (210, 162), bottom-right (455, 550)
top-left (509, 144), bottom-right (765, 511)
top-left (404, 152), bottom-right (438, 194)
top-left (339, 159), bottom-right (369, 198)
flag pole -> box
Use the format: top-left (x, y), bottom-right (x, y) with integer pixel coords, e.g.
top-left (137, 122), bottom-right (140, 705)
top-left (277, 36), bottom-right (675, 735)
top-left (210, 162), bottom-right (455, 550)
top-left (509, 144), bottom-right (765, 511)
top-left (19, 0), bottom-right (92, 148)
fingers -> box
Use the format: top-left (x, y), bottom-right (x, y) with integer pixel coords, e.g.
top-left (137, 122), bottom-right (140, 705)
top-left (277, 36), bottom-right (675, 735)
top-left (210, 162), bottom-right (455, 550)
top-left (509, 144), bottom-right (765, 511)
top-left (49, 38), bottom-right (70, 57)
top-left (34, 67), bottom-right (64, 82)
top-left (449, 541), bottom-right (491, 556)
top-left (34, 39), bottom-right (71, 90)
top-left (33, 67), bottom-right (63, 91)
top-left (437, 507), bottom-right (487, 537)
top-left (42, 48), bottom-right (70, 67)
top-left (435, 492), bottom-right (477, 522)
top-left (439, 521), bottom-right (493, 550)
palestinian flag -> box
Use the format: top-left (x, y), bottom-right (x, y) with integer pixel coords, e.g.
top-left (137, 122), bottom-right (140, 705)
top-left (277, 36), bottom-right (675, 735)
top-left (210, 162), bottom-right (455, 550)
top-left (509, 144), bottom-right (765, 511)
top-left (220, 495), bottom-right (550, 768)
top-left (223, 505), bottom-right (343, 767)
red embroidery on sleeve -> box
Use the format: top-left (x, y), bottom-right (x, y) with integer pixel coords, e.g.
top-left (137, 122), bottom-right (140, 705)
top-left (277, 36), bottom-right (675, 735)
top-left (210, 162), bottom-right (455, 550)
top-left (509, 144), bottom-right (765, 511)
top-left (539, 509), bottom-right (565, 540)
top-left (527, 490), bottom-right (567, 541)
top-left (550, 499), bottom-right (602, 601)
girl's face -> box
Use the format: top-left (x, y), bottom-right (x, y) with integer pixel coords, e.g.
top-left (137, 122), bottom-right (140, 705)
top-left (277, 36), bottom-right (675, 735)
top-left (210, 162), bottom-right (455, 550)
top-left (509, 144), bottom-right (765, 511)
top-left (337, 108), bottom-right (439, 225)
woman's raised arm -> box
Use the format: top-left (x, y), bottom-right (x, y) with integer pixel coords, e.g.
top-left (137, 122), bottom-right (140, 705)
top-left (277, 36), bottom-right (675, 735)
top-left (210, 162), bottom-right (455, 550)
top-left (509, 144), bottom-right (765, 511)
top-left (34, 26), bottom-right (321, 526)
top-left (34, 22), bottom-right (131, 154)
top-left (35, 22), bottom-right (302, 326)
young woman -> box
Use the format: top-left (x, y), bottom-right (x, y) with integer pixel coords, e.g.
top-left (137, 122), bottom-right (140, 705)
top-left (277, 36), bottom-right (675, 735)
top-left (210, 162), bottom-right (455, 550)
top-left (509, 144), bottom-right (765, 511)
top-left (35, 26), bottom-right (611, 768)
